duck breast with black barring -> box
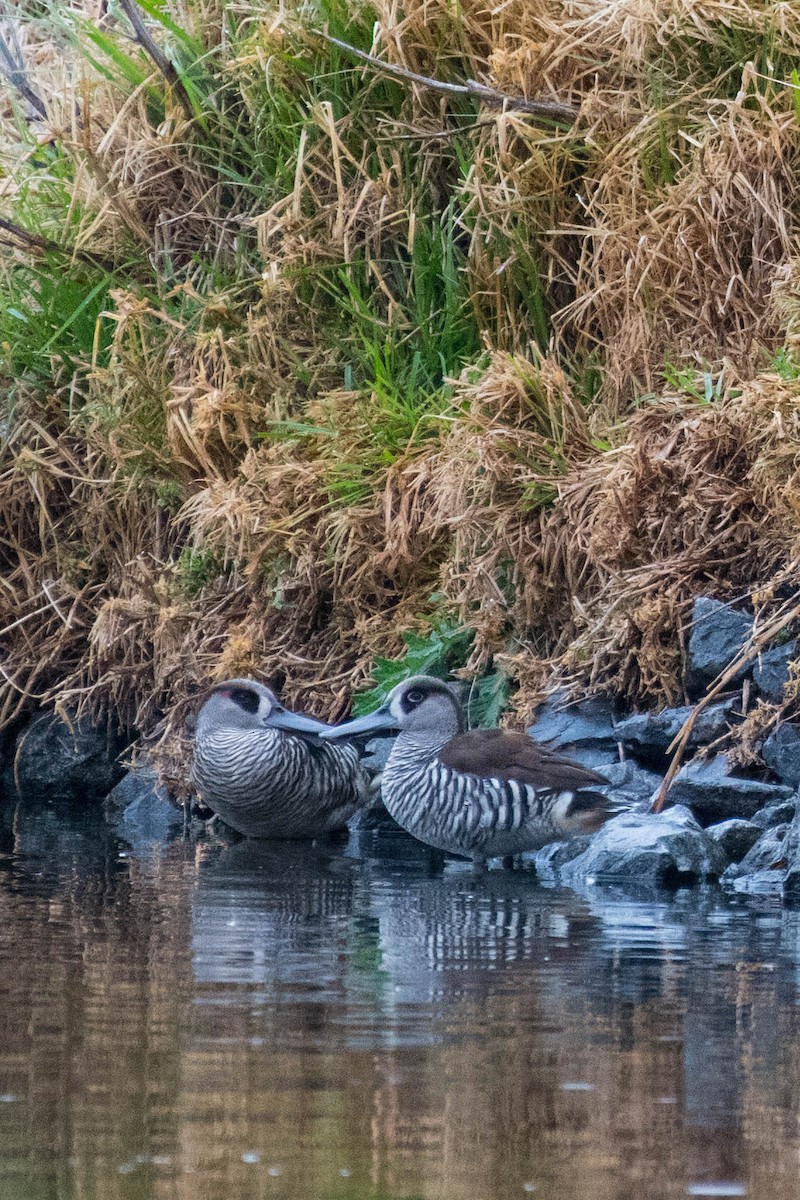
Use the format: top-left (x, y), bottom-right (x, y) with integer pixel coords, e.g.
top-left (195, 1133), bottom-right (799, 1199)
top-left (191, 678), bottom-right (369, 838)
top-left (319, 675), bottom-right (614, 864)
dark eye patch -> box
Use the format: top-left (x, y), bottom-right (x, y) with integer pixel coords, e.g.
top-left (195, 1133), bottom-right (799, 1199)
top-left (221, 686), bottom-right (260, 714)
top-left (403, 688), bottom-right (426, 708)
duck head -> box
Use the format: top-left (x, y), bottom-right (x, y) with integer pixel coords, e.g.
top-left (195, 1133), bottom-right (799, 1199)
top-left (319, 675), bottom-right (465, 741)
top-left (196, 678), bottom-right (329, 736)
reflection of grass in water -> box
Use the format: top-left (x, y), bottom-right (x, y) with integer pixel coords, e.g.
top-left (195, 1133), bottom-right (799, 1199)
top-left (348, 915), bottom-right (389, 982)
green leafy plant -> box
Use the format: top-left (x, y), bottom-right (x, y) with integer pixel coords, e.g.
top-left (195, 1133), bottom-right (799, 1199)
top-left (175, 545), bottom-right (227, 596)
top-left (352, 616), bottom-right (510, 728)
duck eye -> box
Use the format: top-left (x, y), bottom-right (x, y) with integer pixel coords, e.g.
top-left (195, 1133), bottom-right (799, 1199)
top-left (405, 688), bottom-right (425, 706)
top-left (228, 687), bottom-right (260, 714)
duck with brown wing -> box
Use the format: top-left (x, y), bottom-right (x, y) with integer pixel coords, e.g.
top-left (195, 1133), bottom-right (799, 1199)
top-left (320, 676), bottom-right (617, 864)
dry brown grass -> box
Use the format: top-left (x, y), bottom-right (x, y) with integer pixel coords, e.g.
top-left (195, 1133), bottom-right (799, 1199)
top-left (2, 0), bottom-right (800, 788)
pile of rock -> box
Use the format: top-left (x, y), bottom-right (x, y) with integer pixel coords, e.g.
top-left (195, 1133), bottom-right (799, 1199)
top-left (526, 596), bottom-right (800, 898)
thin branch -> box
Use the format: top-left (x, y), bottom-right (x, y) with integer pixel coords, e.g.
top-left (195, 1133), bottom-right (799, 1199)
top-left (117, 0), bottom-right (194, 121)
top-left (0, 217), bottom-right (118, 274)
top-left (651, 589), bottom-right (800, 813)
top-left (378, 117), bottom-right (501, 143)
top-left (316, 31), bottom-right (579, 126)
top-left (0, 18), bottom-right (47, 119)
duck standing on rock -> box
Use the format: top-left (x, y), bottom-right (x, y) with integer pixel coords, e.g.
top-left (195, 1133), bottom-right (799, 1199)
top-left (191, 678), bottom-right (369, 838)
top-left (320, 675), bottom-right (614, 864)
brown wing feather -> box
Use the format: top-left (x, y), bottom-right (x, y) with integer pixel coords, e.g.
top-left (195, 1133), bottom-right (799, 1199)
top-left (439, 729), bottom-right (608, 790)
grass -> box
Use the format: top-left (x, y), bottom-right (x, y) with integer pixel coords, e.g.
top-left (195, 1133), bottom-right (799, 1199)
top-left (1, 0), bottom-right (800, 777)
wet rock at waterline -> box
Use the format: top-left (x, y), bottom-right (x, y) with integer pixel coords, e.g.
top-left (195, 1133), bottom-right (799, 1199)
top-left (537, 806), bottom-right (726, 888)
top-left (705, 818), bottom-right (763, 863)
top-left (103, 765), bottom-right (184, 848)
top-left (685, 597), bottom-right (752, 698)
top-left (8, 711), bottom-right (129, 803)
top-left (665, 754), bottom-right (795, 823)
top-left (349, 797), bottom-right (405, 833)
top-left (529, 835), bottom-right (593, 882)
top-left (720, 824), bottom-right (791, 895)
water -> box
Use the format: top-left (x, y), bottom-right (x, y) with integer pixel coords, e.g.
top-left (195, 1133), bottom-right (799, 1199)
top-left (2, 800), bottom-right (800, 1200)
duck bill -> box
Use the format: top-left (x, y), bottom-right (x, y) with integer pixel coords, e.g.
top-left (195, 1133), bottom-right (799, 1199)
top-left (264, 709), bottom-right (330, 735)
top-left (319, 705), bottom-right (396, 740)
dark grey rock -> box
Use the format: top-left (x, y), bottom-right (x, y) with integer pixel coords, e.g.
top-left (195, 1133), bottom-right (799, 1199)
top-left (720, 824), bottom-right (790, 893)
top-left (783, 804), bottom-right (800, 902)
top-left (554, 805), bottom-right (726, 887)
top-left (754, 641), bottom-right (797, 702)
top-left (666, 753), bottom-right (794, 823)
top-left (596, 759), bottom-right (663, 809)
top-left (12, 711), bottom-right (129, 802)
top-left (529, 835), bottom-right (593, 881)
top-left (104, 766), bottom-right (183, 846)
top-left (613, 700), bottom-right (732, 754)
top-left (362, 736), bottom-right (395, 776)
top-left (349, 796), bottom-right (404, 832)
top-left (685, 597), bottom-right (752, 697)
top-left (561, 745), bottom-right (620, 771)
top-left (705, 818), bottom-right (763, 863)
top-left (750, 800), bottom-right (797, 830)
top-left (724, 868), bottom-right (787, 895)
top-left (762, 723), bottom-right (800, 788)
top-left (527, 691), bottom-right (618, 752)
top-left (105, 764), bottom-right (167, 808)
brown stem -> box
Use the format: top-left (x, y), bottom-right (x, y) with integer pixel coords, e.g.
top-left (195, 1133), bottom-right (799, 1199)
top-left (652, 593), bottom-right (800, 813)
top-left (117, 0), bottom-right (195, 121)
top-left (316, 31), bottom-right (579, 125)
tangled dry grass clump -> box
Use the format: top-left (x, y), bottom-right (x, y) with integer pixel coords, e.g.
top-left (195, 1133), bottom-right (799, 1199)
top-left (1, 0), bottom-right (800, 784)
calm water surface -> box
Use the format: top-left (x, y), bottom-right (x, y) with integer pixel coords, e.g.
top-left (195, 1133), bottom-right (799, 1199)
top-left (1, 798), bottom-right (800, 1200)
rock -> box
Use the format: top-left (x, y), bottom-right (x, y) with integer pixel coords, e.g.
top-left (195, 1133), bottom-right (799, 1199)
top-left (362, 736), bottom-right (395, 776)
top-left (12, 711), bottom-right (129, 802)
top-left (782, 805), bottom-right (800, 902)
top-left (749, 801), bottom-right (797, 830)
top-left (596, 759), bottom-right (663, 809)
top-left (705, 818), bottom-right (763, 863)
top-left (0, 716), bottom-right (28, 800)
top-left (104, 766), bottom-right (184, 847)
top-left (527, 691), bottom-right (618, 753)
top-left (762, 723), bottom-right (800, 788)
top-left (349, 796), bottom-right (404, 832)
top-left (724, 868), bottom-right (787, 895)
top-left (754, 641), bottom-right (797, 702)
top-left (666, 753), bottom-right (794, 823)
top-left (553, 806), bottom-right (726, 887)
top-left (685, 597), bottom-right (752, 698)
top-left (530, 835), bottom-right (593, 881)
top-left (562, 745), bottom-right (620, 772)
top-left (720, 824), bottom-right (790, 894)
top-left (613, 700), bottom-right (732, 756)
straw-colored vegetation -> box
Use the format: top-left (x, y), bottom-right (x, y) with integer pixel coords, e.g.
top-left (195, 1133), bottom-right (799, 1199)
top-left (2, 0), bottom-right (800, 782)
